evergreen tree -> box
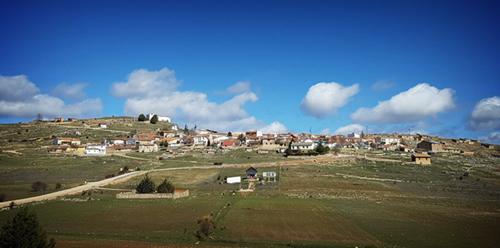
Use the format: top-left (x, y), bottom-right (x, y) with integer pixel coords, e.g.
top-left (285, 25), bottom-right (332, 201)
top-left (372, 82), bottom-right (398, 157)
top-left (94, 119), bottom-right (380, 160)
top-left (138, 114), bottom-right (146, 121)
top-left (150, 114), bottom-right (159, 124)
top-left (136, 175), bottom-right (155, 193)
top-left (156, 179), bottom-right (175, 193)
top-left (0, 207), bottom-right (55, 248)
top-left (315, 143), bottom-right (330, 155)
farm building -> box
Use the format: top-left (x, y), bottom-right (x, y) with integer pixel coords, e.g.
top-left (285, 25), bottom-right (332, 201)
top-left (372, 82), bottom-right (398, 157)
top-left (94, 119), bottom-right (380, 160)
top-left (246, 167), bottom-right (258, 178)
top-left (226, 176), bottom-right (241, 184)
top-left (417, 140), bottom-right (444, 153)
top-left (85, 144), bottom-right (106, 156)
top-left (290, 142), bottom-right (316, 152)
top-left (412, 153), bottom-right (431, 165)
top-left (138, 144), bottom-right (159, 152)
top-left (222, 139), bottom-right (238, 147)
top-left (53, 137), bottom-right (81, 146)
top-left (262, 171), bottom-right (277, 182)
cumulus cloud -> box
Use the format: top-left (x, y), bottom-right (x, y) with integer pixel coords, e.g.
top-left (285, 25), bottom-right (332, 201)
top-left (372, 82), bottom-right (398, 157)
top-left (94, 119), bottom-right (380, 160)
top-left (113, 68), bottom-right (285, 131)
top-left (112, 68), bottom-right (180, 98)
top-left (259, 121), bottom-right (288, 134)
top-left (469, 96), bottom-right (500, 131)
top-left (0, 75), bottom-right (102, 118)
top-left (0, 75), bottom-right (39, 101)
top-left (301, 82), bottom-right (359, 118)
top-left (226, 81), bottom-right (251, 94)
top-left (53, 83), bottom-right (88, 99)
top-left (351, 83), bottom-right (454, 124)
top-left (334, 124), bottom-right (365, 135)
top-left (479, 132), bottom-right (500, 144)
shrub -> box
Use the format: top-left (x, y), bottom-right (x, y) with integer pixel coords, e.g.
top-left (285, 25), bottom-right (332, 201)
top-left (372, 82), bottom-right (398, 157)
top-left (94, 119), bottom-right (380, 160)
top-left (136, 175), bottom-right (155, 193)
top-left (138, 114), bottom-right (146, 121)
top-left (31, 181), bottom-right (47, 192)
top-left (0, 193), bottom-right (5, 202)
top-left (315, 143), bottom-right (330, 155)
top-left (55, 183), bottom-right (62, 190)
top-left (150, 114), bottom-right (158, 124)
top-left (118, 166), bottom-right (129, 175)
top-left (0, 207), bottom-right (55, 248)
top-left (156, 179), bottom-right (175, 193)
top-left (105, 174), bottom-right (115, 179)
top-left (195, 215), bottom-right (215, 240)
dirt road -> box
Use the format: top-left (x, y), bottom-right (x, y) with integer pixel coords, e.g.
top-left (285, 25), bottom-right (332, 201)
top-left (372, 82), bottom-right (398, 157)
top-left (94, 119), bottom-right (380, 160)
top-left (0, 154), bottom-right (377, 209)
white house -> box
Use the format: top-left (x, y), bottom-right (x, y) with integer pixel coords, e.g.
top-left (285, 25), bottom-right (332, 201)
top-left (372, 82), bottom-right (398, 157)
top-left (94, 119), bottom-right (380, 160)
top-left (193, 135), bottom-right (209, 146)
top-left (110, 139), bottom-right (125, 145)
top-left (382, 137), bottom-right (400, 144)
top-left (146, 113), bottom-right (171, 122)
top-left (290, 142), bottom-right (317, 151)
top-left (85, 144), bottom-right (106, 156)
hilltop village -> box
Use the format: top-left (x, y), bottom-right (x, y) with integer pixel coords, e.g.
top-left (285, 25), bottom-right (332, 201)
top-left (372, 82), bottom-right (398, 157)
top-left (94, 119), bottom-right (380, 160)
top-left (41, 114), bottom-right (497, 164)
top-left (1, 114), bottom-right (499, 247)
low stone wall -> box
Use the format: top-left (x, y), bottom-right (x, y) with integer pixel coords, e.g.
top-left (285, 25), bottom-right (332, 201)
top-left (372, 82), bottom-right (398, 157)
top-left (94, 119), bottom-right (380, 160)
top-left (116, 189), bottom-right (189, 199)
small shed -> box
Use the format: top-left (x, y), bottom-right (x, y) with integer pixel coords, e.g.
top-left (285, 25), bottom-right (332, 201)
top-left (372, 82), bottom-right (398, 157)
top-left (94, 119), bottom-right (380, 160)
top-left (262, 171), bottom-right (277, 182)
top-left (412, 153), bottom-right (431, 165)
top-left (226, 176), bottom-right (241, 184)
top-left (246, 167), bottom-right (258, 178)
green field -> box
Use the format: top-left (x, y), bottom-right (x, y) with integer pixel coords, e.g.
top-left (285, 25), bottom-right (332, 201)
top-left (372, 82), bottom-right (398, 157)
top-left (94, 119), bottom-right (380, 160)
top-left (1, 122), bottom-right (499, 247)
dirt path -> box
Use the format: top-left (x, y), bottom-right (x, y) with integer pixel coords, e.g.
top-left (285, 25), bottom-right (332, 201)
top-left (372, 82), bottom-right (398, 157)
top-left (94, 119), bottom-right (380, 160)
top-left (0, 170), bottom-right (147, 209)
top-left (325, 173), bottom-right (404, 182)
top-left (0, 155), bottom-right (355, 209)
top-left (112, 153), bottom-right (150, 161)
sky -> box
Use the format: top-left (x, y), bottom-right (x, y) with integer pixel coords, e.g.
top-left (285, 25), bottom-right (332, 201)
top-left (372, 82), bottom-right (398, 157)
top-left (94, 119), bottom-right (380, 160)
top-left (0, 0), bottom-right (499, 143)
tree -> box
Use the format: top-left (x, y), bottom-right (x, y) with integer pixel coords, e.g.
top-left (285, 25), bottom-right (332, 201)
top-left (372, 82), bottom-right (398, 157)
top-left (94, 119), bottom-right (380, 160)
top-left (156, 179), bottom-right (175, 193)
top-left (136, 175), bottom-right (155, 193)
top-left (237, 133), bottom-right (246, 143)
top-left (0, 207), bottom-right (56, 248)
top-left (31, 181), bottom-right (47, 192)
top-left (138, 114), bottom-right (146, 121)
top-left (314, 143), bottom-right (330, 155)
top-left (150, 114), bottom-right (158, 124)
top-left (227, 132), bottom-right (232, 137)
top-left (54, 183), bottom-right (62, 190)
top-left (183, 124), bottom-right (189, 134)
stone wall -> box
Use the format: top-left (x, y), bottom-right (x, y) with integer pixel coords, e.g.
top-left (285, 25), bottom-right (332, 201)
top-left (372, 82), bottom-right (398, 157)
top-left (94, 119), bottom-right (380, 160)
top-left (116, 189), bottom-right (189, 199)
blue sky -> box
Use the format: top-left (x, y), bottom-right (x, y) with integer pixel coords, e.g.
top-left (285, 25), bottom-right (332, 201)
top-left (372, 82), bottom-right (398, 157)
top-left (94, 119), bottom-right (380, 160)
top-left (1, 0), bottom-right (499, 142)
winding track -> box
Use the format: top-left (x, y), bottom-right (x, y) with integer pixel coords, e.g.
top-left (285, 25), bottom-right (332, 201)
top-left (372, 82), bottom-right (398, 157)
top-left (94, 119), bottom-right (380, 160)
top-left (0, 154), bottom-right (401, 209)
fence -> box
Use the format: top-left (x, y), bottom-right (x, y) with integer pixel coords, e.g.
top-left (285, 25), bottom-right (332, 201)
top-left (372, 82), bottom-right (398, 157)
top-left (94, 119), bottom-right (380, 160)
top-left (116, 189), bottom-right (189, 199)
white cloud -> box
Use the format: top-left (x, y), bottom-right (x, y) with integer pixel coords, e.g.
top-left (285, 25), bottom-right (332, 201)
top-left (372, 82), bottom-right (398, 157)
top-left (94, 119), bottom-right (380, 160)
top-left (334, 124), bottom-right (365, 135)
top-left (301, 82), bottom-right (359, 118)
top-left (469, 96), bottom-right (500, 131)
top-left (0, 75), bottom-right (39, 101)
top-left (227, 81), bottom-right (251, 94)
top-left (114, 68), bottom-right (284, 132)
top-left (259, 121), bottom-right (288, 134)
top-left (351, 83), bottom-right (454, 124)
top-left (479, 132), bottom-right (500, 144)
top-left (112, 67), bottom-right (180, 98)
top-left (0, 75), bottom-right (102, 118)
top-left (53, 83), bottom-right (88, 99)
